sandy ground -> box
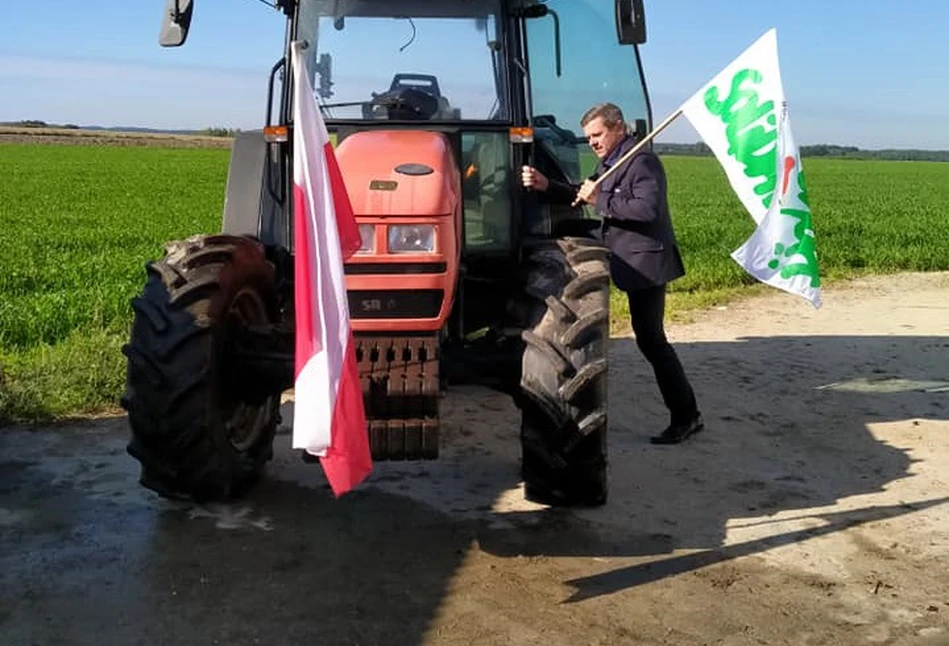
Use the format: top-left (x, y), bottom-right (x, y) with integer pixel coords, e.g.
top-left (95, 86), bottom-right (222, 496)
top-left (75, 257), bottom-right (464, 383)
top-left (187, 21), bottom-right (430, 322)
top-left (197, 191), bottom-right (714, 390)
top-left (2, 272), bottom-right (948, 645)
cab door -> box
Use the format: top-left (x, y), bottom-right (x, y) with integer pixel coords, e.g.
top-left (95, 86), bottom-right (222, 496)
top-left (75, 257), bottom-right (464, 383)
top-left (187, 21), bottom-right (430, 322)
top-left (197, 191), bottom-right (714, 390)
top-left (524, 0), bottom-right (652, 184)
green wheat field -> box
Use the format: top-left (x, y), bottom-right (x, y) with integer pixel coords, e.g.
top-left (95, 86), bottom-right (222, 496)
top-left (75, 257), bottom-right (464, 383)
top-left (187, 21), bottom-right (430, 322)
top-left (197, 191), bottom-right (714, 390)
top-left (2, 142), bottom-right (948, 422)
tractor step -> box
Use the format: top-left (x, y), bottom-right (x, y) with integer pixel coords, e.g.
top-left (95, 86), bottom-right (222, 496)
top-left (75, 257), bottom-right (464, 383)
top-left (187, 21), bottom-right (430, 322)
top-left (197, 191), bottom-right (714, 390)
top-left (355, 334), bottom-right (440, 460)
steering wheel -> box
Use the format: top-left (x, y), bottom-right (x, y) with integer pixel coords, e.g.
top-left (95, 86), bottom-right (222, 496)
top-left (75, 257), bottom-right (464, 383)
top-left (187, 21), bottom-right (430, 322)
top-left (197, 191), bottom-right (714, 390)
top-left (362, 87), bottom-right (439, 120)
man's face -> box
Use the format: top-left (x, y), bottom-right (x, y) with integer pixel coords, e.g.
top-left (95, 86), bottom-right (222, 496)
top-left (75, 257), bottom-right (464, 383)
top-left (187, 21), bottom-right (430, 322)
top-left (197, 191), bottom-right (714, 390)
top-left (582, 117), bottom-right (626, 160)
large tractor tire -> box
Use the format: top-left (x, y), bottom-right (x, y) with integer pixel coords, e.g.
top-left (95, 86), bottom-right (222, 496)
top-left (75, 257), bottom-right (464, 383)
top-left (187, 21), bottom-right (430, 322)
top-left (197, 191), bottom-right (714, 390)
top-left (121, 234), bottom-right (280, 502)
top-left (518, 238), bottom-right (610, 507)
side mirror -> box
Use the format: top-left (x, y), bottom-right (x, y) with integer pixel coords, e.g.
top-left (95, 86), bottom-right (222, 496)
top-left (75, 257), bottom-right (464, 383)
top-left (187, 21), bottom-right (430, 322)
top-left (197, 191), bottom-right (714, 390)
top-left (615, 0), bottom-right (646, 45)
top-left (159, 0), bottom-right (194, 47)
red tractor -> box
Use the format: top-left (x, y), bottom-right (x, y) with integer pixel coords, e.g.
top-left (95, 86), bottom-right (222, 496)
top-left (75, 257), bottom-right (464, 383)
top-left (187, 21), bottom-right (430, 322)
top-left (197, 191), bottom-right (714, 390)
top-left (122, 0), bottom-right (651, 506)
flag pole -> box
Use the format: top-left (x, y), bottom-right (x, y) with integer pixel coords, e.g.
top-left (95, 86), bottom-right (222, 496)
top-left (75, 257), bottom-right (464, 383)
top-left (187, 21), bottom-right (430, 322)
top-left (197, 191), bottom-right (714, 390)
top-left (571, 107), bottom-right (684, 206)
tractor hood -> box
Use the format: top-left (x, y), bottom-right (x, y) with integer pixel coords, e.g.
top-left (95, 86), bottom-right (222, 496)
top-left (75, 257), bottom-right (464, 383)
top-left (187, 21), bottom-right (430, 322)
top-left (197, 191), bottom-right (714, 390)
top-left (334, 130), bottom-right (459, 217)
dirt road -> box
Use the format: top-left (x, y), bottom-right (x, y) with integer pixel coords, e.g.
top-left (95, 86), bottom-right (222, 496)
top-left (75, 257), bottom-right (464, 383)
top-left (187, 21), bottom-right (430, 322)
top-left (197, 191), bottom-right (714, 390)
top-left (0, 126), bottom-right (232, 148)
top-left (2, 273), bottom-right (948, 645)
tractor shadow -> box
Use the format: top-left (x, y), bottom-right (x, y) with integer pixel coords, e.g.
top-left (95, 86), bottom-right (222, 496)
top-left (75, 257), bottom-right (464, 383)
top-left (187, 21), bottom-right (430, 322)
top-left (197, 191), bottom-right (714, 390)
top-left (0, 424), bottom-right (479, 646)
top-left (267, 331), bottom-right (947, 616)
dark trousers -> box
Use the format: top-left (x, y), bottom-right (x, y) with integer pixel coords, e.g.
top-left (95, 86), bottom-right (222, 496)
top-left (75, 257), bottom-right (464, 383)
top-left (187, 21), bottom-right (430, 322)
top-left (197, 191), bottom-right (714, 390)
top-left (627, 285), bottom-right (698, 426)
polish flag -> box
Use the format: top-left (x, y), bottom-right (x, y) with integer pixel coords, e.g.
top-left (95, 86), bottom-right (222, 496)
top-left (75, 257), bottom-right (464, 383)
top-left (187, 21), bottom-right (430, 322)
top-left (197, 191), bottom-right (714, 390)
top-left (290, 42), bottom-right (371, 496)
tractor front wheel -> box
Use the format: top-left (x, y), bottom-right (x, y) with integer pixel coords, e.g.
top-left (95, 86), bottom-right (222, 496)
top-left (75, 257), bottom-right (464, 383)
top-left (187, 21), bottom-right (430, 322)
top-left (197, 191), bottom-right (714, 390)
top-left (121, 235), bottom-right (281, 501)
top-left (518, 238), bottom-right (611, 506)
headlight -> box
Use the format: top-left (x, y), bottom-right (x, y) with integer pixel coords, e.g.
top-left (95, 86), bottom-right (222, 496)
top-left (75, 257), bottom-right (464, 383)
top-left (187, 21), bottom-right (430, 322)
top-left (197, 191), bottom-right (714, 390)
top-left (357, 224), bottom-right (375, 254)
top-left (388, 225), bottom-right (435, 253)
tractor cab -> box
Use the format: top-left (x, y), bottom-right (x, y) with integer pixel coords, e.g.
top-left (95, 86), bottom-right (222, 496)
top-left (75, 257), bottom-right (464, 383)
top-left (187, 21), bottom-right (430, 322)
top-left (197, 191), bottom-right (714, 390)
top-left (298, 0), bottom-right (519, 274)
top-left (291, 0), bottom-right (651, 327)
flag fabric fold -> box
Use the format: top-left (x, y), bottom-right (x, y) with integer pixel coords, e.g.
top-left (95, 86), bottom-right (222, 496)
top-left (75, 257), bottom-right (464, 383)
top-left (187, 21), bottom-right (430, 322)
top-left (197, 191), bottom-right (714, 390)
top-left (680, 28), bottom-right (822, 307)
top-left (730, 108), bottom-right (822, 307)
top-left (290, 41), bottom-right (371, 496)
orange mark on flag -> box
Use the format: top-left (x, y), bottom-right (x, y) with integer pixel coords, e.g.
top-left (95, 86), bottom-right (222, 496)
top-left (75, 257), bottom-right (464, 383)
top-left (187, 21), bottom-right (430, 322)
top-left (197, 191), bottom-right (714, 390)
top-left (781, 155), bottom-right (795, 197)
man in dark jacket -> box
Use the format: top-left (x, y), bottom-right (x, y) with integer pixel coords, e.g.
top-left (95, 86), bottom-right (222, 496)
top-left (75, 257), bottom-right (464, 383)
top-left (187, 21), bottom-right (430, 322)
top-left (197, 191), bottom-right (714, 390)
top-left (522, 103), bottom-right (703, 444)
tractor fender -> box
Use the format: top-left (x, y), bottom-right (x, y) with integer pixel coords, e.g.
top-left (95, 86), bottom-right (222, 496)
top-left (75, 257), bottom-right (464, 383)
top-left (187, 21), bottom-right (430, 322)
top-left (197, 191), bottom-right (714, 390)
top-left (222, 130), bottom-right (276, 240)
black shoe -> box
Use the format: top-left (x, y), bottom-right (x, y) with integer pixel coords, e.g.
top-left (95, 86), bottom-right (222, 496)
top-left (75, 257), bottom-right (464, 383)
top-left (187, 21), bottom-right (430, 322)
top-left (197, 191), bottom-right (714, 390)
top-left (650, 415), bottom-right (704, 445)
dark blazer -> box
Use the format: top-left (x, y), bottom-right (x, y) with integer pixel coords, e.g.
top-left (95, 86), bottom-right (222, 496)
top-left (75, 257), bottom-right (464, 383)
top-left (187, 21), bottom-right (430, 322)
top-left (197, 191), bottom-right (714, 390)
top-left (546, 136), bottom-right (685, 292)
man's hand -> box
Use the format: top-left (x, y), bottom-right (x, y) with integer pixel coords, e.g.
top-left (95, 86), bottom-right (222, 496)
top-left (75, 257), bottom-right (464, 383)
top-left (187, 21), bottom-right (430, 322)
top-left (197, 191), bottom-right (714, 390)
top-left (521, 165), bottom-right (549, 192)
top-left (576, 179), bottom-right (599, 205)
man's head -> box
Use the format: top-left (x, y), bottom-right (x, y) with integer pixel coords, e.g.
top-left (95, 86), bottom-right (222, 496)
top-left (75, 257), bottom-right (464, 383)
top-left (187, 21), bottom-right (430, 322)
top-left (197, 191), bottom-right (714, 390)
top-left (580, 103), bottom-right (628, 160)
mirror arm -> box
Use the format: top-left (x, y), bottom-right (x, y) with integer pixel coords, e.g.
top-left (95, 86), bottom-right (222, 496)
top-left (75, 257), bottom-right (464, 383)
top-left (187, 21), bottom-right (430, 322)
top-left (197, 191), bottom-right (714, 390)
top-left (266, 56), bottom-right (286, 127)
top-left (512, 5), bottom-right (561, 77)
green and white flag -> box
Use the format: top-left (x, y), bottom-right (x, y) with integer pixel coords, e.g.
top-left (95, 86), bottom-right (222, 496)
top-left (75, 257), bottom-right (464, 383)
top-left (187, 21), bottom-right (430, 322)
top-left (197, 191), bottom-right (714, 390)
top-left (680, 28), bottom-right (821, 307)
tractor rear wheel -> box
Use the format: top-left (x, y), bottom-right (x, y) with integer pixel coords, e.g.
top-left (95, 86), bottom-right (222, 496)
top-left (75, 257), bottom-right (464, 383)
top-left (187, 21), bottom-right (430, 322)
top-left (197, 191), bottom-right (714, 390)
top-left (518, 238), bottom-right (610, 506)
top-left (121, 235), bottom-right (280, 502)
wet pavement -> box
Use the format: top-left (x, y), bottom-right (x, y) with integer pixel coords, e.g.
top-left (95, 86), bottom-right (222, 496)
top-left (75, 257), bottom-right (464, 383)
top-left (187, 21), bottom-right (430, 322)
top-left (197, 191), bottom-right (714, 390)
top-left (0, 416), bottom-right (491, 646)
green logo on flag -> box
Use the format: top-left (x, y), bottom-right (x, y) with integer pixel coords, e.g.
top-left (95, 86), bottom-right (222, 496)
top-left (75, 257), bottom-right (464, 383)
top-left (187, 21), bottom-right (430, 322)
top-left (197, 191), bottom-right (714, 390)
top-left (768, 167), bottom-right (820, 287)
top-left (704, 69), bottom-right (778, 208)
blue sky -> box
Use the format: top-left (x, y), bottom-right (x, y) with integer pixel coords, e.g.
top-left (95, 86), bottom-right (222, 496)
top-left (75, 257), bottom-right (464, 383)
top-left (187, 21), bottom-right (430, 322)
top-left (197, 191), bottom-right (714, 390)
top-left (2, 0), bottom-right (947, 149)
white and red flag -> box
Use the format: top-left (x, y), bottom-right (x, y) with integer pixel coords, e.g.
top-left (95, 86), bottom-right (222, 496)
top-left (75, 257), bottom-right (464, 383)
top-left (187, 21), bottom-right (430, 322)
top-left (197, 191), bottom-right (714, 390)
top-left (290, 41), bottom-right (371, 496)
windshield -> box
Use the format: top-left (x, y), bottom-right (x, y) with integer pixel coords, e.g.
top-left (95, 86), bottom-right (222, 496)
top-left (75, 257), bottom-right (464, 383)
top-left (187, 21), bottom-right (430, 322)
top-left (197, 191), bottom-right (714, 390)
top-left (298, 0), bottom-right (508, 121)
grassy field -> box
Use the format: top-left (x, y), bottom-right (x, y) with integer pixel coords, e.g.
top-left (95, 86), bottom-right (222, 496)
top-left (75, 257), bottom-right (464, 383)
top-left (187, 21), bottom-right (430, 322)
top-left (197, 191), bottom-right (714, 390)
top-left (0, 144), bottom-right (228, 421)
top-left (660, 154), bottom-right (949, 313)
top-left (1, 141), bottom-right (948, 422)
